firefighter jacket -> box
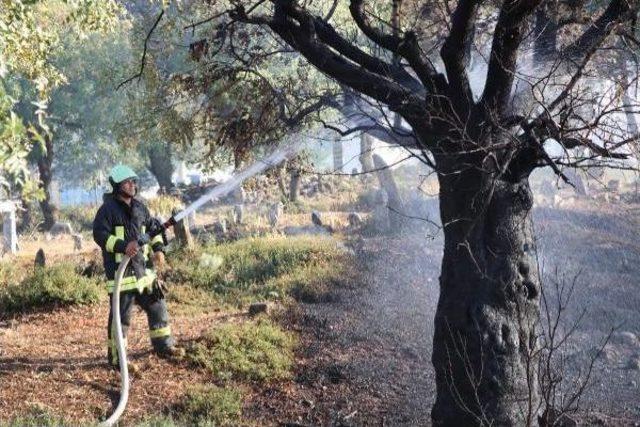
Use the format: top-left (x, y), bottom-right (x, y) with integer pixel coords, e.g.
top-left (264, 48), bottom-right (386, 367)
top-left (93, 194), bottom-right (164, 293)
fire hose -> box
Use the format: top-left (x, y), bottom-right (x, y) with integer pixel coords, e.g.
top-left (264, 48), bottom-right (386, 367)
top-left (99, 254), bottom-right (132, 427)
top-left (99, 144), bottom-right (299, 426)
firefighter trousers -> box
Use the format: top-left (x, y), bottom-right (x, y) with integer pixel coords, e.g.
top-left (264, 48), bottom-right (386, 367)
top-left (107, 288), bottom-right (174, 367)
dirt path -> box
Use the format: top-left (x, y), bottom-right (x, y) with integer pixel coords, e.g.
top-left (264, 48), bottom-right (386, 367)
top-left (283, 203), bottom-right (640, 426)
top-left (0, 301), bottom-right (234, 424)
top-left (279, 235), bottom-right (442, 426)
top-left (1, 202), bottom-right (639, 425)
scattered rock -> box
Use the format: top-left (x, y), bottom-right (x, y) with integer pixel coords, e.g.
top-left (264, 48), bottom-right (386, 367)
top-left (72, 233), bottom-right (83, 251)
top-left (248, 302), bottom-right (268, 316)
top-left (311, 211), bottom-right (323, 227)
top-left (611, 331), bottom-right (638, 347)
top-left (34, 248), bottom-right (46, 268)
top-left (626, 355), bottom-right (640, 370)
top-left (539, 408), bottom-right (578, 427)
top-left (50, 222), bottom-right (73, 236)
top-left (347, 212), bottom-right (363, 228)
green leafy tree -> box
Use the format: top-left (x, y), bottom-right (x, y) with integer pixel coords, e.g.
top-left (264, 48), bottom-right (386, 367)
top-left (1, 0), bottom-right (122, 228)
top-left (156, 0), bottom-right (640, 424)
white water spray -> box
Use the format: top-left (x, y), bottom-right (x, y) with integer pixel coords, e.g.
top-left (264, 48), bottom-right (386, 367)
top-left (173, 143), bottom-right (300, 223)
top-left (101, 142), bottom-right (302, 426)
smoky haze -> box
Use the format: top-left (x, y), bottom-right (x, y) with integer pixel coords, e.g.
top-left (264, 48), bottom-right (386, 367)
top-left (294, 145), bottom-right (640, 423)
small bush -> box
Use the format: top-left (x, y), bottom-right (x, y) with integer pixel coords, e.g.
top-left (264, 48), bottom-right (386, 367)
top-left (168, 235), bottom-right (345, 305)
top-left (286, 264), bottom-right (340, 303)
top-left (1, 404), bottom-right (72, 427)
top-left (174, 385), bottom-right (243, 426)
top-left (0, 263), bottom-right (101, 314)
top-left (135, 416), bottom-right (178, 427)
top-left (59, 205), bottom-right (97, 231)
top-left (147, 195), bottom-right (184, 218)
top-left (187, 319), bottom-right (296, 382)
top-left (166, 283), bottom-right (219, 316)
top-left (0, 261), bottom-right (21, 287)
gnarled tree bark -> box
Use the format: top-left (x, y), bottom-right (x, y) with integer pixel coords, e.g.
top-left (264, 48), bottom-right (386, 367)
top-left (147, 141), bottom-right (175, 192)
top-left (194, 0), bottom-right (640, 423)
top-left (432, 156), bottom-right (540, 425)
top-left (37, 133), bottom-right (58, 231)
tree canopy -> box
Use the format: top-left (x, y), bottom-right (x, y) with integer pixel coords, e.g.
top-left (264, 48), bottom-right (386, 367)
top-left (145, 0), bottom-right (640, 424)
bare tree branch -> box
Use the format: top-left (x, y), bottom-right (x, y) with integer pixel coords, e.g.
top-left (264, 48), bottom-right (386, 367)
top-left (440, 0), bottom-right (481, 102)
top-left (481, 0), bottom-right (543, 115)
top-left (117, 9), bottom-right (165, 91)
top-left (564, 0), bottom-right (639, 60)
top-left (349, 0), bottom-right (445, 92)
top-left (243, 0), bottom-right (431, 126)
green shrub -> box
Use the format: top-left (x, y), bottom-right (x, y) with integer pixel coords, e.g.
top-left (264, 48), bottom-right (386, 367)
top-left (0, 261), bottom-right (21, 287)
top-left (286, 264), bottom-right (340, 303)
top-left (147, 195), bottom-right (184, 218)
top-left (135, 416), bottom-right (179, 427)
top-left (59, 205), bottom-right (97, 231)
top-left (187, 319), bottom-right (296, 382)
top-left (1, 404), bottom-right (73, 427)
top-left (0, 263), bottom-right (101, 314)
top-left (168, 235), bottom-right (345, 305)
top-left (174, 385), bottom-right (243, 426)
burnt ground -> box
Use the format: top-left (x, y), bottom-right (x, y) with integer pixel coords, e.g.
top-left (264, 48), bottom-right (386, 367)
top-left (1, 201), bottom-right (639, 425)
top-left (274, 235), bottom-right (440, 426)
top-left (283, 201), bottom-right (640, 426)
top-left (534, 205), bottom-right (640, 423)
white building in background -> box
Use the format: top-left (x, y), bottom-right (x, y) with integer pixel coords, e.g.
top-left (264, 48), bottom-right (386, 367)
top-left (50, 179), bottom-right (61, 208)
top-left (0, 200), bottom-right (18, 255)
top-left (172, 160), bottom-right (232, 187)
top-left (174, 161), bottom-right (189, 185)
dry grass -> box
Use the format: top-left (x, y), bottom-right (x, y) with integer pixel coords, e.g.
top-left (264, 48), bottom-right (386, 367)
top-left (0, 176), bottom-right (369, 425)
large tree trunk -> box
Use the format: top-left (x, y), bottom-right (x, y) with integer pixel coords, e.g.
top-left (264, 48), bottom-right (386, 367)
top-left (289, 169), bottom-right (301, 202)
top-left (332, 137), bottom-right (343, 172)
top-left (17, 197), bottom-right (35, 232)
top-left (432, 168), bottom-right (540, 426)
top-left (147, 142), bottom-right (175, 192)
top-left (37, 134), bottom-right (58, 230)
top-left (372, 154), bottom-right (404, 231)
top-left (276, 162), bottom-right (288, 199)
top-left (359, 133), bottom-right (374, 173)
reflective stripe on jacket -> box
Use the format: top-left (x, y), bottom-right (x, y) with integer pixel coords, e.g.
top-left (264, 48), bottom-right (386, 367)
top-left (92, 194), bottom-right (164, 292)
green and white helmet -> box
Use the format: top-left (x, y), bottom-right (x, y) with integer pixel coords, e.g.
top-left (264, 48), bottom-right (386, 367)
top-left (109, 164), bottom-right (138, 185)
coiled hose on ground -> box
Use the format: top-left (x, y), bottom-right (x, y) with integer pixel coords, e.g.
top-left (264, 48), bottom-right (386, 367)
top-left (99, 254), bottom-right (131, 427)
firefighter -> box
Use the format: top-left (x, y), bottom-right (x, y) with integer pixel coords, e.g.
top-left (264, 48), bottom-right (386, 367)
top-left (92, 164), bottom-right (183, 369)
